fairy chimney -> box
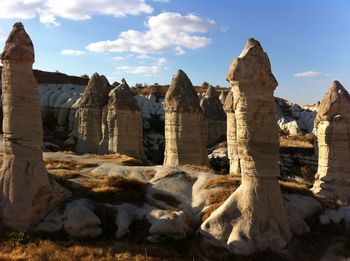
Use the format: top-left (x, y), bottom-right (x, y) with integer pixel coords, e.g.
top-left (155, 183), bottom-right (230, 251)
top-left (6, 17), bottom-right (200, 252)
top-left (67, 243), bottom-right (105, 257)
top-left (103, 79), bottom-right (144, 158)
top-left (311, 81), bottom-right (350, 204)
top-left (75, 73), bottom-right (110, 153)
top-left (201, 38), bottom-right (307, 255)
top-left (163, 70), bottom-right (208, 167)
top-left (0, 22), bottom-right (70, 229)
top-left (200, 85), bottom-right (226, 145)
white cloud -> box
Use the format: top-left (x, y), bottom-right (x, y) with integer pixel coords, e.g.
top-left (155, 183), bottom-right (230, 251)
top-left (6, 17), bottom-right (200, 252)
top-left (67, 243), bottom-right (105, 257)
top-left (116, 57), bottom-right (167, 75)
top-left (0, 0), bottom-right (153, 26)
top-left (61, 49), bottom-right (86, 56)
top-left (293, 71), bottom-right (322, 78)
top-left (137, 54), bottom-right (151, 59)
top-left (113, 56), bottom-right (126, 61)
top-left (86, 12), bottom-right (215, 55)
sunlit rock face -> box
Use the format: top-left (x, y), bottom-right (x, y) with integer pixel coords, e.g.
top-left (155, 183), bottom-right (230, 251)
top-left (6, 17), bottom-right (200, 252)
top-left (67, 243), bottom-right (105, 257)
top-left (201, 38), bottom-right (308, 255)
top-left (311, 81), bottom-right (350, 205)
top-left (163, 70), bottom-right (208, 167)
top-left (100, 79), bottom-right (144, 158)
top-left (223, 90), bottom-right (240, 175)
top-left (0, 22), bottom-right (70, 229)
top-left (75, 73), bottom-right (110, 154)
top-left (200, 85), bottom-right (227, 146)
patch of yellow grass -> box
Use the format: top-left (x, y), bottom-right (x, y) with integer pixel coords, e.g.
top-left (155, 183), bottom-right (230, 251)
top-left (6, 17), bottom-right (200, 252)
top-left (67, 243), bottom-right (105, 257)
top-left (279, 134), bottom-right (314, 149)
top-left (203, 175), bottom-right (241, 190)
top-left (45, 158), bottom-right (97, 170)
top-left (0, 240), bottom-right (173, 261)
top-left (95, 154), bottom-right (147, 166)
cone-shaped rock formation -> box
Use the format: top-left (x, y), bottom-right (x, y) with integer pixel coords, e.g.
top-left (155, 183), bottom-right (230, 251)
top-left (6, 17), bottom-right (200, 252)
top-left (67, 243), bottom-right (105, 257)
top-left (0, 22), bottom-right (70, 229)
top-left (75, 73), bottom-right (110, 153)
top-left (163, 70), bottom-right (208, 167)
top-left (102, 79), bottom-right (144, 158)
top-left (311, 81), bottom-right (350, 204)
top-left (200, 38), bottom-right (307, 255)
top-left (200, 85), bottom-right (226, 145)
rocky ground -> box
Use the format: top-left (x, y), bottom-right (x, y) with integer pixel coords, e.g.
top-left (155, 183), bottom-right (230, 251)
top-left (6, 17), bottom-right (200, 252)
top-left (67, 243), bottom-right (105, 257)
top-left (0, 136), bottom-right (349, 260)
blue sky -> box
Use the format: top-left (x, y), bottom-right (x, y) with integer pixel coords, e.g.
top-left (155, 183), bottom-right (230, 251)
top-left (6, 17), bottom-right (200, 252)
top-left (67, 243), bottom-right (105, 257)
top-left (0, 0), bottom-right (349, 104)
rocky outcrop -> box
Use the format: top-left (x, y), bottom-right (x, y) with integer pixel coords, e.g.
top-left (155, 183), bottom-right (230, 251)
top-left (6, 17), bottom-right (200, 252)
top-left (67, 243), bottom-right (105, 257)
top-left (102, 79), bottom-right (144, 158)
top-left (0, 22), bottom-right (70, 229)
top-left (311, 81), bottom-right (350, 205)
top-left (163, 70), bottom-right (208, 167)
top-left (200, 85), bottom-right (226, 145)
top-left (223, 90), bottom-right (241, 175)
top-left (201, 38), bottom-right (307, 255)
top-left (75, 73), bottom-right (110, 153)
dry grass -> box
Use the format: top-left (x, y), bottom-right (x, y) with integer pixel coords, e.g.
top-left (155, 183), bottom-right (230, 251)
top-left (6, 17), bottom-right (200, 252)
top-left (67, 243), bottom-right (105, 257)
top-left (278, 180), bottom-right (315, 198)
top-left (45, 158), bottom-right (97, 170)
top-left (0, 240), bottom-right (189, 261)
top-left (61, 176), bottom-right (149, 206)
top-left (201, 203), bottom-right (223, 223)
top-left (95, 154), bottom-right (147, 166)
top-left (279, 134), bottom-right (314, 149)
top-left (203, 175), bottom-right (241, 190)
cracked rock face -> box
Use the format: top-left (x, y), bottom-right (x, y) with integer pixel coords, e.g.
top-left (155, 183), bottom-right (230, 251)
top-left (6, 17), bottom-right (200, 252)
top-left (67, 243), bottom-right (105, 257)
top-left (75, 73), bottom-right (110, 153)
top-left (200, 38), bottom-right (307, 255)
top-left (100, 79), bottom-right (144, 158)
top-left (223, 90), bottom-right (240, 175)
top-left (0, 22), bottom-right (70, 229)
top-left (311, 81), bottom-right (350, 205)
top-left (200, 85), bottom-right (226, 145)
top-left (163, 70), bottom-right (208, 167)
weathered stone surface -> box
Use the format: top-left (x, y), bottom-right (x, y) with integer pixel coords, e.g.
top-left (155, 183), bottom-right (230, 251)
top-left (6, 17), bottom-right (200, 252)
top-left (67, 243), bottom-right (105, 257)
top-left (219, 90), bottom-right (227, 105)
top-left (200, 85), bottom-right (226, 145)
top-left (102, 79), bottom-right (144, 158)
top-left (223, 90), bottom-right (241, 175)
top-left (0, 22), bottom-right (70, 229)
top-left (311, 81), bottom-right (350, 205)
top-left (36, 199), bottom-right (102, 238)
top-left (163, 70), bottom-right (208, 167)
top-left (75, 73), bottom-right (110, 153)
top-left (201, 38), bottom-right (307, 255)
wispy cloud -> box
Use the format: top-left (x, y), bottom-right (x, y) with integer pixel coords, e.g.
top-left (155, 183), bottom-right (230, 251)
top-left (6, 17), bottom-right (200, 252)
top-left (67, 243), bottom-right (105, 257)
top-left (113, 56), bottom-right (126, 61)
top-left (116, 58), bottom-right (167, 75)
top-left (87, 12), bottom-right (215, 55)
top-left (61, 49), bottom-right (85, 56)
top-left (0, 0), bottom-right (153, 27)
top-left (0, 28), bottom-right (7, 43)
top-left (293, 71), bottom-right (322, 78)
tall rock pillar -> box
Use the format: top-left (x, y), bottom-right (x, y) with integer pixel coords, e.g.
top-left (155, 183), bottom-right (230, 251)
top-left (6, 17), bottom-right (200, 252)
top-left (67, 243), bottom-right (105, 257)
top-left (311, 81), bottom-right (350, 205)
top-left (75, 73), bottom-right (110, 153)
top-left (163, 70), bottom-right (208, 167)
top-left (0, 23), bottom-right (70, 229)
top-left (106, 79), bottom-right (144, 158)
top-left (200, 85), bottom-right (227, 146)
top-left (223, 90), bottom-right (241, 175)
top-left (201, 38), bottom-right (307, 255)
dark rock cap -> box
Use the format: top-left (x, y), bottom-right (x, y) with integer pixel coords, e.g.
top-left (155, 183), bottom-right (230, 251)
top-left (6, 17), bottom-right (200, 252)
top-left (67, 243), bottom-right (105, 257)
top-left (223, 89), bottom-right (234, 113)
top-left (79, 73), bottom-right (111, 108)
top-left (226, 38), bottom-right (277, 89)
top-left (315, 81), bottom-right (350, 126)
top-left (200, 86), bottom-right (226, 120)
top-left (164, 69), bottom-right (201, 113)
top-left (1, 22), bottom-right (34, 63)
top-left (108, 79), bottom-right (140, 111)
